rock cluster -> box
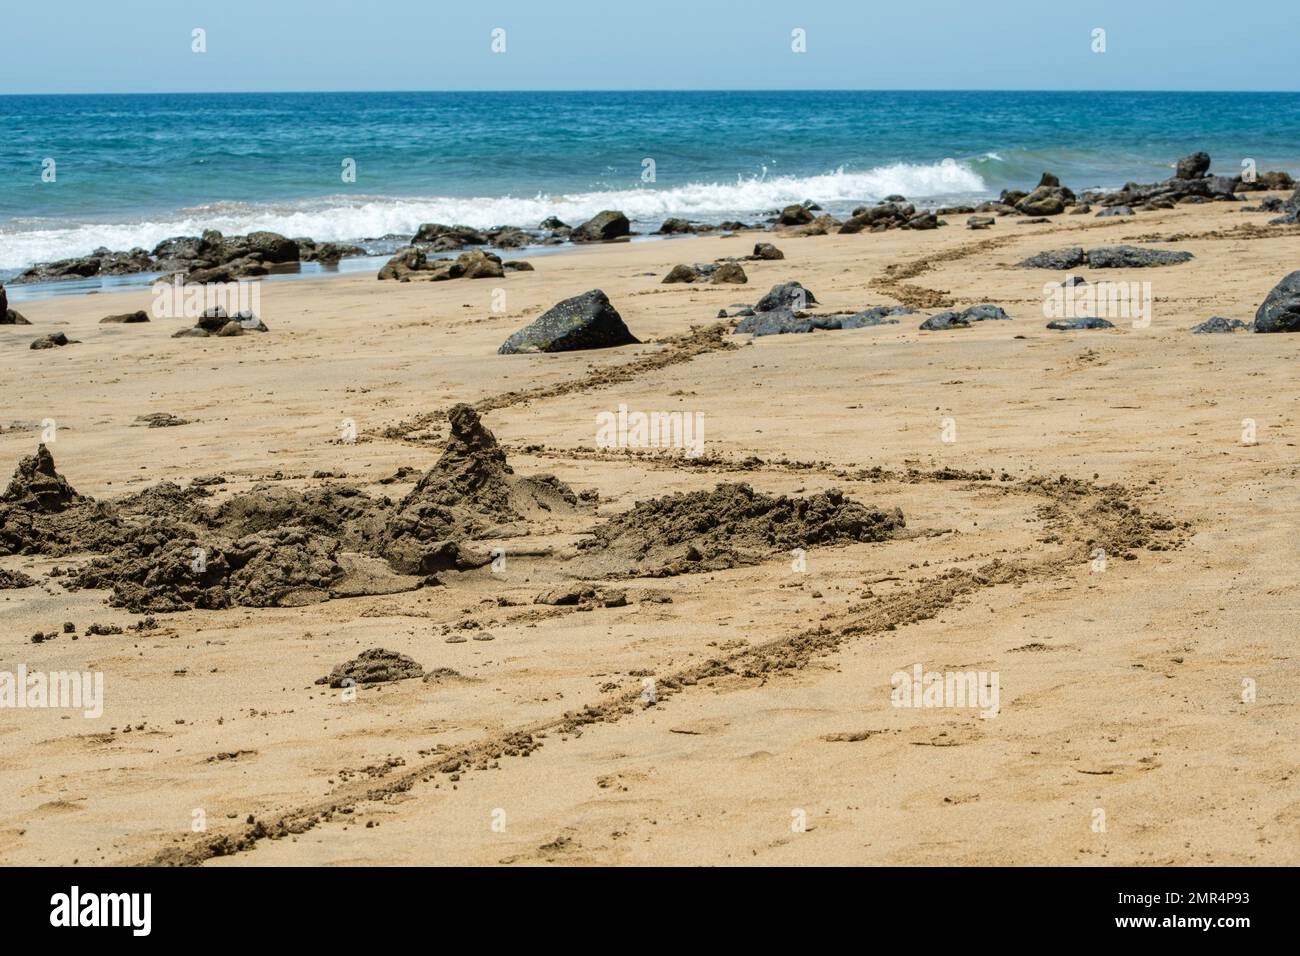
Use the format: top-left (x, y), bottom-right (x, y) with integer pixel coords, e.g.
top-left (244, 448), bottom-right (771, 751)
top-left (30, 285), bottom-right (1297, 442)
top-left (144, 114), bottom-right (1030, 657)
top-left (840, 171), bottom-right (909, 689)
top-left (1019, 246), bottom-right (1193, 269)
top-left (1079, 152), bottom-right (1292, 211)
top-left (12, 229), bottom-right (368, 286)
top-left (661, 261), bottom-right (748, 284)
top-left (839, 201), bottom-right (939, 233)
top-left (378, 247), bottom-right (504, 282)
top-left (171, 307), bottom-right (268, 338)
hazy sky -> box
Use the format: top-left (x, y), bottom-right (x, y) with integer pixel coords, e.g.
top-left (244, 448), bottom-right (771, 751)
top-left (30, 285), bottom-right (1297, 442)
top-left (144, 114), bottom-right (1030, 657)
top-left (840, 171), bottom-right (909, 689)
top-left (1, 0), bottom-right (1296, 94)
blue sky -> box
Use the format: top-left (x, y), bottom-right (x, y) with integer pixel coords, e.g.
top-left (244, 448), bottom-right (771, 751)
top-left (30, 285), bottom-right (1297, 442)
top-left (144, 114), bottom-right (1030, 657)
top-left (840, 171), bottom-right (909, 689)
top-left (1, 0), bottom-right (1296, 94)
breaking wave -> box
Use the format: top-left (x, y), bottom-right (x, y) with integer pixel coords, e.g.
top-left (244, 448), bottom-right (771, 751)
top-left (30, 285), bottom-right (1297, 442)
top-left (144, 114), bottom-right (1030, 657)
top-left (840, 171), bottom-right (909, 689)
top-left (0, 160), bottom-right (988, 272)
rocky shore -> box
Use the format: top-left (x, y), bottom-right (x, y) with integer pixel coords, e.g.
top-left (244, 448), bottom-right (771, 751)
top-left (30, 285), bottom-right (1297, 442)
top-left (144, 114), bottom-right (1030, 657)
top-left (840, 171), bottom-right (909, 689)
top-left (8, 152), bottom-right (1296, 290)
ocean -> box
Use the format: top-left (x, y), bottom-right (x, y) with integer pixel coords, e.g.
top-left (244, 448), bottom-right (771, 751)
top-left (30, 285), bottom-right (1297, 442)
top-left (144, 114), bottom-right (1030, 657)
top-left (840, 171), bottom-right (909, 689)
top-left (2, 89), bottom-right (1298, 282)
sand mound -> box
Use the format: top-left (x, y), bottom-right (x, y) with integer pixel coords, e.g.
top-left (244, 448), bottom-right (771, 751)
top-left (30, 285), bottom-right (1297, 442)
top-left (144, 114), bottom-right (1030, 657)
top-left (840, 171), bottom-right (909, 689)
top-left (316, 647), bottom-right (424, 687)
top-left (0, 444), bottom-right (80, 513)
top-left (0, 446), bottom-right (112, 556)
top-left (0, 567), bottom-right (37, 589)
top-left (71, 528), bottom-right (347, 612)
top-left (0, 429), bottom-right (570, 608)
top-left (575, 482), bottom-right (905, 576)
top-left (0, 445), bottom-right (415, 611)
top-left (208, 484), bottom-right (389, 551)
top-left (380, 404), bottom-right (577, 572)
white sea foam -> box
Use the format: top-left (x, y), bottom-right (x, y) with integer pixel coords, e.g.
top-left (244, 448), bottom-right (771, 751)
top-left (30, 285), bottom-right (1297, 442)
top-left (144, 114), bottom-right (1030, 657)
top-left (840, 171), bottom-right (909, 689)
top-left (0, 161), bottom-right (987, 272)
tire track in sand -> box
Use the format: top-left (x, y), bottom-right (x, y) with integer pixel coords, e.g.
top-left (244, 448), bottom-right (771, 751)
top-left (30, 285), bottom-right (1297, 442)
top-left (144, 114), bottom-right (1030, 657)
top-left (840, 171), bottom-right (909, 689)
top-left (137, 466), bottom-right (1183, 866)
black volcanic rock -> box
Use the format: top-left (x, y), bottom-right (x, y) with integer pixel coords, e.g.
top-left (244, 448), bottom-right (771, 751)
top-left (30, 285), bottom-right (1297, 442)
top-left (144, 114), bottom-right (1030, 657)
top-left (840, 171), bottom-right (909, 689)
top-left (571, 210), bottom-right (631, 242)
top-left (498, 289), bottom-right (639, 354)
top-left (1253, 271), bottom-right (1300, 333)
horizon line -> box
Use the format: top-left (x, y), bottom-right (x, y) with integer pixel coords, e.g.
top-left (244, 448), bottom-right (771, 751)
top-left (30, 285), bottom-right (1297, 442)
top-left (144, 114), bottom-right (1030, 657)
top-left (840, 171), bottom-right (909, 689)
top-left (3, 87), bottom-right (1299, 97)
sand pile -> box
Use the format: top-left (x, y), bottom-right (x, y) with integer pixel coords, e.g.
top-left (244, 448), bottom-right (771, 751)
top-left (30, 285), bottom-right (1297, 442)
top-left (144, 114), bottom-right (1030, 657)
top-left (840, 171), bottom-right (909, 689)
top-left (71, 528), bottom-right (348, 612)
top-left (575, 482), bottom-right (905, 576)
top-left (0, 446), bottom-right (415, 611)
top-left (0, 567), bottom-right (37, 588)
top-left (0, 444), bottom-right (80, 512)
top-left (380, 404), bottom-right (577, 572)
top-left (0, 446), bottom-right (119, 557)
top-left (315, 647), bottom-right (424, 687)
top-left (0, 422), bottom-right (577, 609)
top-left (207, 483), bottom-right (389, 551)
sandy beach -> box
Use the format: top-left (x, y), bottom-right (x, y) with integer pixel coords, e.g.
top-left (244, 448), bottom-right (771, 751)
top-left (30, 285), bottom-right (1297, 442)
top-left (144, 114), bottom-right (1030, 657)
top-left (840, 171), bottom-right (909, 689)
top-left (2, 197), bottom-right (1299, 868)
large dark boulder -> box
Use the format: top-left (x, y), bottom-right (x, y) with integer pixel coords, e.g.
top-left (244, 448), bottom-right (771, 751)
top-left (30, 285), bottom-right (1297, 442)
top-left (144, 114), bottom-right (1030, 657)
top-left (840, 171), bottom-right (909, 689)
top-left (776, 204), bottom-right (814, 226)
top-left (1015, 186), bottom-right (1067, 217)
top-left (1175, 152), bottom-right (1211, 180)
top-left (662, 264), bottom-right (699, 284)
top-left (1253, 271), bottom-right (1300, 333)
top-left (242, 231), bottom-right (299, 263)
top-left (754, 281), bottom-right (817, 313)
top-left (657, 218), bottom-right (696, 235)
top-left (747, 242), bottom-right (784, 260)
top-left (377, 247), bottom-right (429, 281)
top-left (711, 262), bottom-right (748, 284)
top-left (498, 289), bottom-right (639, 354)
top-left (571, 210), bottom-right (631, 242)
top-left (411, 223), bottom-right (489, 247)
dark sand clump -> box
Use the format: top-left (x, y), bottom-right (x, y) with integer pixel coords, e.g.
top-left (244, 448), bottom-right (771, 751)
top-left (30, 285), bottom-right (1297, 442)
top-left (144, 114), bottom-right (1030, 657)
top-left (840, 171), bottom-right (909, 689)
top-left (575, 482), bottom-right (904, 576)
top-left (73, 528), bottom-right (348, 612)
top-left (316, 647), bottom-right (424, 687)
top-left (1, 416), bottom-right (574, 610)
top-left (0, 444), bottom-right (80, 513)
top-left (0, 567), bottom-right (38, 588)
top-left (380, 404), bottom-right (577, 573)
top-left (207, 483), bottom-right (390, 551)
top-left (0, 445), bottom-right (421, 612)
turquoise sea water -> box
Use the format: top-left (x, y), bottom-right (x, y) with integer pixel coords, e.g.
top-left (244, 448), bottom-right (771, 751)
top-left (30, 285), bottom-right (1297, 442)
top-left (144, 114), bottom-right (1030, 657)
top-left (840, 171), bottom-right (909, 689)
top-left (2, 90), bottom-right (1298, 278)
